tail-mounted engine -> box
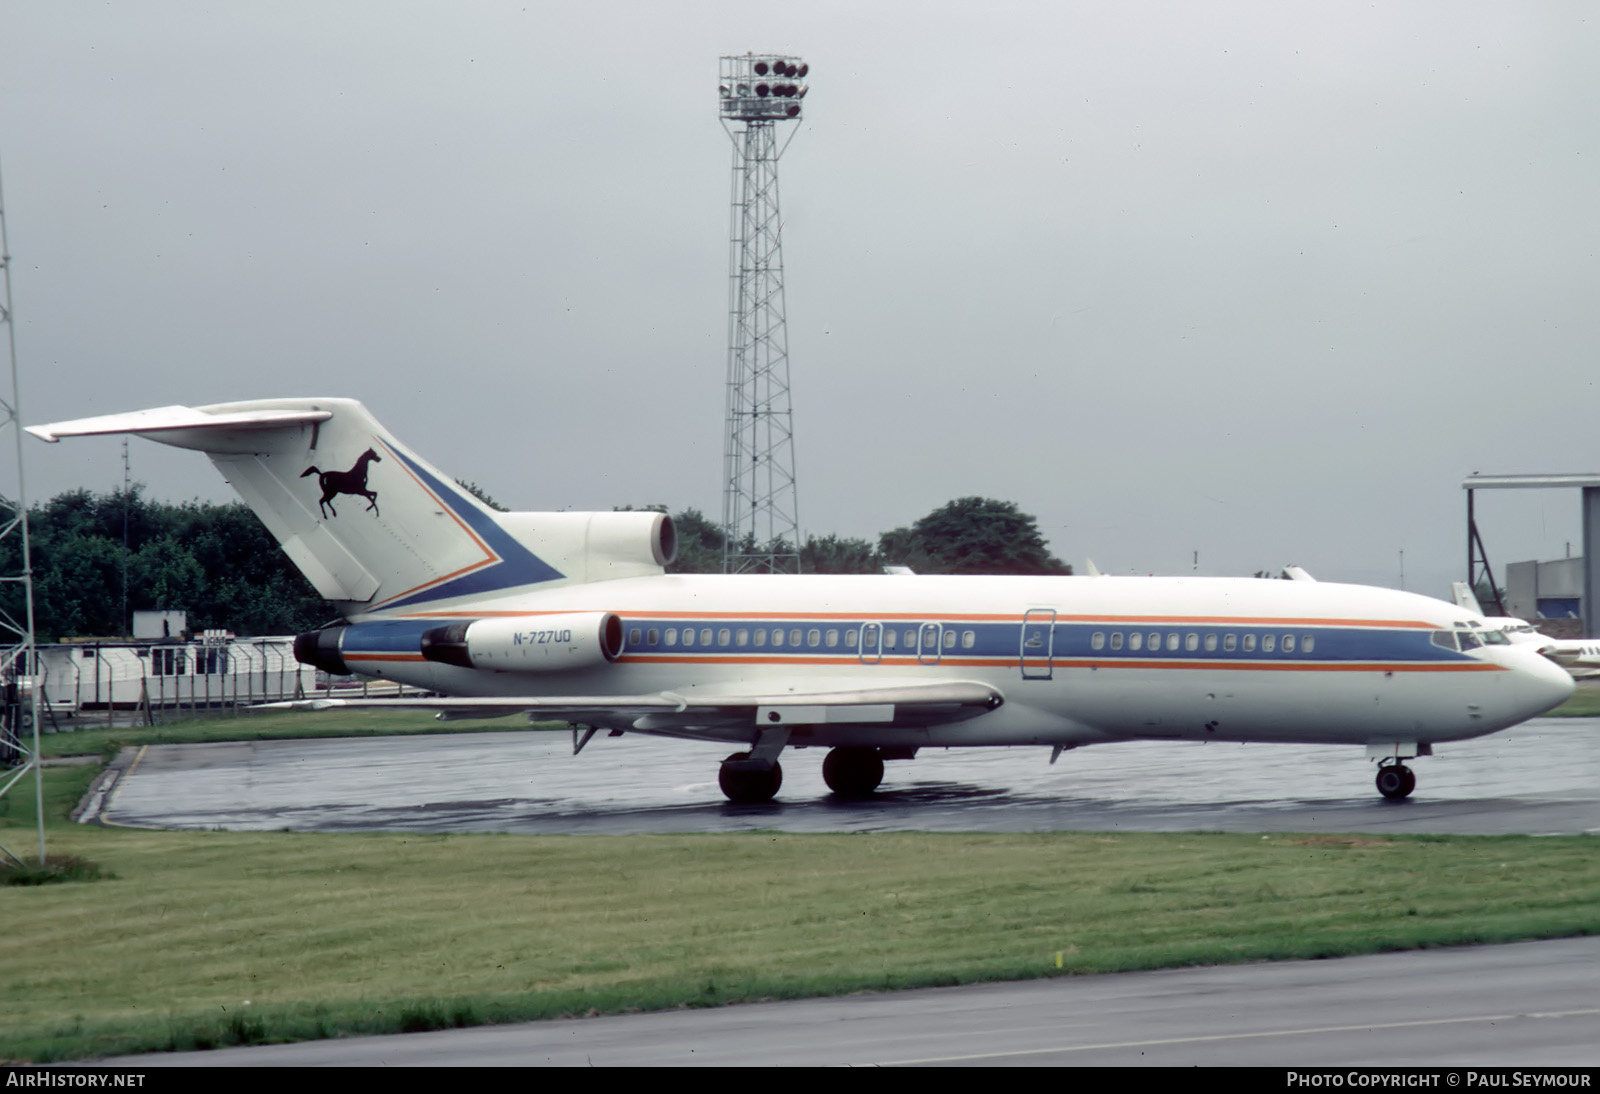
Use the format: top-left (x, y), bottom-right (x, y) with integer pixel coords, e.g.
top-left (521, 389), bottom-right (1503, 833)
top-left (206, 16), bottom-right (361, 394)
top-left (293, 626), bottom-right (350, 676)
top-left (419, 612), bottom-right (624, 672)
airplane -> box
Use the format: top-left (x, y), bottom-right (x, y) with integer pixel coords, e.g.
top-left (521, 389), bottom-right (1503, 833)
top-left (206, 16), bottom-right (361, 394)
top-left (1449, 582), bottom-right (1599, 675)
top-left (29, 397), bottom-right (1576, 803)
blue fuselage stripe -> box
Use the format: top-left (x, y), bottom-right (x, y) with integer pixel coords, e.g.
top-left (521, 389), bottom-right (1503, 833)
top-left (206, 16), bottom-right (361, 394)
top-left (335, 616), bottom-right (1471, 666)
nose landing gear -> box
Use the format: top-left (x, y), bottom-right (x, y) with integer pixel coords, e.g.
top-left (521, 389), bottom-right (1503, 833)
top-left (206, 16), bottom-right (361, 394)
top-left (1375, 761), bottom-right (1416, 800)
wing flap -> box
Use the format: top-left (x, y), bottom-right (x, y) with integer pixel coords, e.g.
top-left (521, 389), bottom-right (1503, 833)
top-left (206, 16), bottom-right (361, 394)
top-left (263, 680), bottom-right (1004, 732)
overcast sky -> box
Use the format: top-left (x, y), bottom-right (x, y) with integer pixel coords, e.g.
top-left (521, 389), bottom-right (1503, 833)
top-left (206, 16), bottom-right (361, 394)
top-left (2, 2), bottom-right (1597, 600)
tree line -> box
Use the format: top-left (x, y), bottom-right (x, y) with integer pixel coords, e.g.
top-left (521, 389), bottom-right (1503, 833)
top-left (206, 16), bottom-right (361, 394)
top-left (5, 489), bottom-right (1069, 642)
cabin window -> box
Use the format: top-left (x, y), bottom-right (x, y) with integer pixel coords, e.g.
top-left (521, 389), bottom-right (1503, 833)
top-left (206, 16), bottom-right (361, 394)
top-left (770, 629), bottom-right (784, 648)
top-left (846, 629), bottom-right (859, 648)
top-left (701, 628), bottom-right (714, 646)
top-left (1203, 634), bottom-right (1217, 652)
top-left (1262, 634), bottom-right (1276, 653)
top-left (735, 628), bottom-right (749, 646)
top-left (1129, 632), bottom-right (1143, 651)
top-left (664, 628), bottom-right (678, 646)
top-left (1091, 632), bottom-right (1106, 650)
top-left (647, 628), bottom-right (659, 645)
top-left (754, 628), bottom-right (767, 647)
top-left (962, 630), bottom-right (976, 649)
top-left (903, 629), bottom-right (917, 649)
top-left (1166, 633), bottom-right (1180, 651)
top-left (1301, 635), bottom-right (1315, 653)
top-left (884, 630), bottom-right (897, 650)
top-left (629, 628), bottom-right (643, 646)
top-left (1148, 632), bottom-right (1160, 651)
top-left (942, 629), bottom-right (956, 649)
top-left (1283, 634), bottom-right (1296, 653)
top-left (826, 629), bottom-right (840, 648)
top-left (1185, 633), bottom-right (1199, 651)
top-left (1243, 634), bottom-right (1257, 652)
top-left (1223, 633), bottom-right (1237, 652)
top-left (1109, 632), bottom-right (1123, 650)
top-left (791, 629), bottom-right (805, 647)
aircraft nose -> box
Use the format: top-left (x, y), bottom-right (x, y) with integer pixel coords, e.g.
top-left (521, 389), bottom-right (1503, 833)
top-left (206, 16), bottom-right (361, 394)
top-left (1509, 648), bottom-right (1575, 719)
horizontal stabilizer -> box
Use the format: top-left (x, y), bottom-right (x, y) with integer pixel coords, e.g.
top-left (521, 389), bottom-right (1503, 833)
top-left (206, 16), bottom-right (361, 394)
top-left (27, 405), bottom-right (332, 446)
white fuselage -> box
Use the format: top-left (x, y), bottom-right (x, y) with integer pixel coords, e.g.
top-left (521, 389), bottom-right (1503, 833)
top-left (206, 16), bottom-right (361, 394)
top-left (335, 572), bottom-right (1574, 752)
top-left (27, 397), bottom-right (1576, 776)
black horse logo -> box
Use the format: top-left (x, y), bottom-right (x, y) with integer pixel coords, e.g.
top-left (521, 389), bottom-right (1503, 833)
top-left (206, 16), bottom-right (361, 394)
top-left (301, 448), bottom-right (382, 518)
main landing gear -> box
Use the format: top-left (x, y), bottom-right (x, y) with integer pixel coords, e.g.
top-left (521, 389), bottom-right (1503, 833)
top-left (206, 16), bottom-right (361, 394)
top-left (716, 746), bottom-right (891, 804)
top-left (1375, 761), bottom-right (1417, 801)
top-left (718, 752), bottom-right (783, 804)
top-left (821, 747), bottom-right (885, 798)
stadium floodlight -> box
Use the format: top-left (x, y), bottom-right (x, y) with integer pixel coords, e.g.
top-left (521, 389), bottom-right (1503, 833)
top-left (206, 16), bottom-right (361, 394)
top-left (720, 53), bottom-right (809, 125)
top-left (717, 54), bottom-right (811, 575)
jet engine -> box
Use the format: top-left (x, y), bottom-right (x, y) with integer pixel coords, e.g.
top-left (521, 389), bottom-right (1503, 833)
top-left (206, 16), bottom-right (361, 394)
top-left (294, 625), bottom-right (351, 676)
top-left (419, 612), bottom-right (624, 672)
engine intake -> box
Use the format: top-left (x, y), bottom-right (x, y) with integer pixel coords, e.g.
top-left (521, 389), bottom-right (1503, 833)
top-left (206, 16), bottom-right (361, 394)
top-left (420, 612), bottom-right (624, 672)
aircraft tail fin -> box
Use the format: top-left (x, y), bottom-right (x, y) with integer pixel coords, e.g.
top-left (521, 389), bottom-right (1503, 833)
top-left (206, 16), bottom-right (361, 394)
top-left (29, 398), bottom-right (674, 616)
top-left (1451, 581), bottom-right (1485, 616)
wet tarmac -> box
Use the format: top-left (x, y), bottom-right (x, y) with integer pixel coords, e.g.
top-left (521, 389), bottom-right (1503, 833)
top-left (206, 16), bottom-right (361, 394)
top-left (92, 716), bottom-right (1600, 836)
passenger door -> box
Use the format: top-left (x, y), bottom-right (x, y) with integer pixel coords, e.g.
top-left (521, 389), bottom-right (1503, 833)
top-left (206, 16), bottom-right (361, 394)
top-left (1020, 609), bottom-right (1056, 680)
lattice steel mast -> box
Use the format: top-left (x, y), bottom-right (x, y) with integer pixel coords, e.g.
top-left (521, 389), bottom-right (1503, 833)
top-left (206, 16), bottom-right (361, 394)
top-left (0, 153), bottom-right (45, 866)
top-left (718, 54), bottom-right (810, 574)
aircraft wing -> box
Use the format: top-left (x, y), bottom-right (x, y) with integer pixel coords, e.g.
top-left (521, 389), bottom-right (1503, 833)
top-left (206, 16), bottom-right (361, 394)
top-left (264, 680), bottom-right (1004, 734)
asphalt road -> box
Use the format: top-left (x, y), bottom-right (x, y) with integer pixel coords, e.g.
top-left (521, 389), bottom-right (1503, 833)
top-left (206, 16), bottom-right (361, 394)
top-left (101, 936), bottom-right (1600, 1067)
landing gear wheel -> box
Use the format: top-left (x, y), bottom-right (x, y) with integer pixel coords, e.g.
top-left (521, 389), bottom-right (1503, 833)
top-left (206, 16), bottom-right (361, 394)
top-left (718, 752), bottom-right (783, 804)
top-left (822, 747), bottom-right (885, 798)
top-left (1376, 762), bottom-right (1416, 800)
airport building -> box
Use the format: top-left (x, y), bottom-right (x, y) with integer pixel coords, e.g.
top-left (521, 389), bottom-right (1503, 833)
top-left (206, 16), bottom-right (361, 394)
top-left (32, 635), bottom-right (315, 719)
top-left (1504, 558), bottom-right (1585, 636)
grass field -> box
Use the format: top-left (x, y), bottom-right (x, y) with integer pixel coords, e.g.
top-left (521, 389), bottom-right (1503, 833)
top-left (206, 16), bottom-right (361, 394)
top-left (1, 709), bottom-right (1596, 1062)
top-left (32, 707), bottom-right (539, 761)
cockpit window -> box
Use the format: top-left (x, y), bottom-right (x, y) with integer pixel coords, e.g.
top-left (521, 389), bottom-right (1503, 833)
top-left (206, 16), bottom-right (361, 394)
top-left (1432, 631), bottom-right (1459, 651)
top-left (1457, 630), bottom-right (1482, 651)
top-left (1480, 629), bottom-right (1510, 645)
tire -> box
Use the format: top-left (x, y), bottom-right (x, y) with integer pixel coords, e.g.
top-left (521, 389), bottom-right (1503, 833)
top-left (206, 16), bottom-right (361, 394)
top-left (1376, 764), bottom-right (1413, 800)
top-left (821, 747), bottom-right (885, 798)
top-left (718, 752), bottom-right (783, 803)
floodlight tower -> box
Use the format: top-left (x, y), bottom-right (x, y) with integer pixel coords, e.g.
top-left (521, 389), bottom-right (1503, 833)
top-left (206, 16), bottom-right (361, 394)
top-left (718, 53), bottom-right (810, 574)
